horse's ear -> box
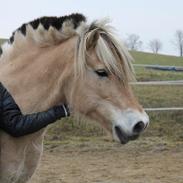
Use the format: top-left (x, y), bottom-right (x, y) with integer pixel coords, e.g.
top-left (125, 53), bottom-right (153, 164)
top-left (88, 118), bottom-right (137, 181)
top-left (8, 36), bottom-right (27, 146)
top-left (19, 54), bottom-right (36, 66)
top-left (86, 31), bottom-right (100, 50)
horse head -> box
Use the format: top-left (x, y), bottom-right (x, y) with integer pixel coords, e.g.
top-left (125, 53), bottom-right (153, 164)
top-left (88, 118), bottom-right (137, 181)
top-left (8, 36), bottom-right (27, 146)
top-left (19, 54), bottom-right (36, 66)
top-left (64, 20), bottom-right (149, 144)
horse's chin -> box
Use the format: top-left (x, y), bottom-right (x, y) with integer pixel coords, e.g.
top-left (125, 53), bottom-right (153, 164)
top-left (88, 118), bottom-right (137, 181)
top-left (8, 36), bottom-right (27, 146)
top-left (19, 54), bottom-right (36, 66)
top-left (113, 126), bottom-right (139, 144)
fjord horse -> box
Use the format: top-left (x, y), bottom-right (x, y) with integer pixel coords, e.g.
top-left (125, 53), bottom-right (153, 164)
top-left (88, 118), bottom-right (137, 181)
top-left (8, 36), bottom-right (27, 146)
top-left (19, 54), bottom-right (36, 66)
top-left (0, 13), bottom-right (149, 183)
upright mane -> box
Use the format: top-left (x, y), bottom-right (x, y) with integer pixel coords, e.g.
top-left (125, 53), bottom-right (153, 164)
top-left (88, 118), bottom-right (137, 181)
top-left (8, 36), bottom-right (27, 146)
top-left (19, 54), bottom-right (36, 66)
top-left (0, 13), bottom-right (86, 59)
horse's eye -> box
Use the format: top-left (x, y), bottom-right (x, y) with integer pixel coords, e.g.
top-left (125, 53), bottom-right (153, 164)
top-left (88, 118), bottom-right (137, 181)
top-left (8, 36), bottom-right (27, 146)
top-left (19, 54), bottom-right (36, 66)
top-left (95, 69), bottom-right (109, 77)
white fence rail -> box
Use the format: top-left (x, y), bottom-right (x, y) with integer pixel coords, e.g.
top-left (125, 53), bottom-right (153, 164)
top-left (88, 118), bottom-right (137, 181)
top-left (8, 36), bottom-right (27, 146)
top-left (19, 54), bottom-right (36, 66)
top-left (145, 107), bottom-right (183, 111)
top-left (131, 78), bottom-right (183, 111)
top-left (131, 80), bottom-right (183, 86)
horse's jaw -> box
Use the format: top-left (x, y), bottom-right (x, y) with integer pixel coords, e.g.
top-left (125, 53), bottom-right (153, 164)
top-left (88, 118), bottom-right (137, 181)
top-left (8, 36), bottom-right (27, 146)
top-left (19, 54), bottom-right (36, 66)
top-left (80, 102), bottom-right (149, 144)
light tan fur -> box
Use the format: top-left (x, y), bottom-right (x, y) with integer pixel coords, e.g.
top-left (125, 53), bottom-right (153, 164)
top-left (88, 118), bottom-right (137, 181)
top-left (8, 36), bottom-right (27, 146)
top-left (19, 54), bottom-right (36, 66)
top-left (0, 18), bottom-right (145, 183)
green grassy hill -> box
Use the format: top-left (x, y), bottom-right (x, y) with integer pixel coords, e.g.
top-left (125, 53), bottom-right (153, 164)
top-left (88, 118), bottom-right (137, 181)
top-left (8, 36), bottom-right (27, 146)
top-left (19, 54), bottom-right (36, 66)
top-left (131, 51), bottom-right (183, 66)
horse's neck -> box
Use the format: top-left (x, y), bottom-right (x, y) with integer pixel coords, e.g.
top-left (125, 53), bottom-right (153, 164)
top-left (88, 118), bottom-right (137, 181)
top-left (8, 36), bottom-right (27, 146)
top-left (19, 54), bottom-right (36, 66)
top-left (0, 38), bottom-right (76, 114)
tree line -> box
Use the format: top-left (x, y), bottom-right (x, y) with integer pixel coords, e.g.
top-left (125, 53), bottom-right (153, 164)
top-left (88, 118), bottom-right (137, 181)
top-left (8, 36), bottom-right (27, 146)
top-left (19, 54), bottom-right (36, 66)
top-left (125, 30), bottom-right (183, 56)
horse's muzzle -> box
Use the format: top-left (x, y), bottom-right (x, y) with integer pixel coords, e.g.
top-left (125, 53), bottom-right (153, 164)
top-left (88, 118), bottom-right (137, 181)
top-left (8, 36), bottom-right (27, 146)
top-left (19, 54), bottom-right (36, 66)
top-left (114, 126), bottom-right (140, 144)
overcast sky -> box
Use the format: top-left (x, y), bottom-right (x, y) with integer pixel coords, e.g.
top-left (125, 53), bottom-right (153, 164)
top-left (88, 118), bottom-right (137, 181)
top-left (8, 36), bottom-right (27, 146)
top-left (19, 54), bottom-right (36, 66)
top-left (0, 0), bottom-right (183, 56)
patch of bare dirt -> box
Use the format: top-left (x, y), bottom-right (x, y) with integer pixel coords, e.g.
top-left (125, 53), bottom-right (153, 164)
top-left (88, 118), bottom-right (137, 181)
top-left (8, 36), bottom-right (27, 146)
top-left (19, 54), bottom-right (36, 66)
top-left (31, 137), bottom-right (183, 183)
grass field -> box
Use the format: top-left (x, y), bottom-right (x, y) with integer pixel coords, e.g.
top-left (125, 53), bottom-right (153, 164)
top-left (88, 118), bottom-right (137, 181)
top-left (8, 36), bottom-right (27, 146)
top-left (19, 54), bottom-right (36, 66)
top-left (131, 51), bottom-right (183, 66)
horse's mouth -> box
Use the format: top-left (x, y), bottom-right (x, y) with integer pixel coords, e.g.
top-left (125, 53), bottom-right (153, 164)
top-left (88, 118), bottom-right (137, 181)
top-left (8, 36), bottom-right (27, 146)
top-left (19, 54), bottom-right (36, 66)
top-left (115, 126), bottom-right (139, 144)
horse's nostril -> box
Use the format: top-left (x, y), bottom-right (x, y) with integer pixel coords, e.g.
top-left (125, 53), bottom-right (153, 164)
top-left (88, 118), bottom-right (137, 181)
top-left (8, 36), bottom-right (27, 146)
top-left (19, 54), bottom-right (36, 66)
top-left (133, 121), bottom-right (145, 134)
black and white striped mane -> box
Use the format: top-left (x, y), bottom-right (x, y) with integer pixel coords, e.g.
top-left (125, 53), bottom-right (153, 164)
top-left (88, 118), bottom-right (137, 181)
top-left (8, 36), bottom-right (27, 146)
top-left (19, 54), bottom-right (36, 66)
top-left (0, 13), bottom-right (86, 57)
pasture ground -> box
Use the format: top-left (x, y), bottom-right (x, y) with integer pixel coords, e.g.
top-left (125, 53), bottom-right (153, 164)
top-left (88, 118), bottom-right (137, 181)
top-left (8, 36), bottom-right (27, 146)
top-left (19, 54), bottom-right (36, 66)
top-left (31, 136), bottom-right (183, 183)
